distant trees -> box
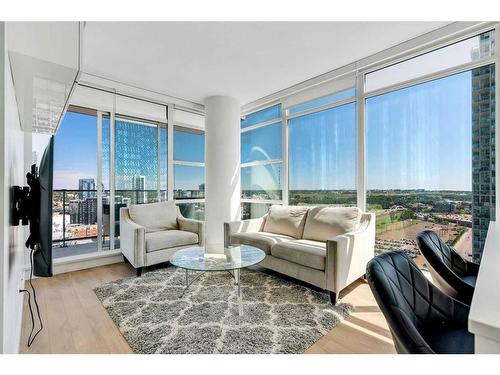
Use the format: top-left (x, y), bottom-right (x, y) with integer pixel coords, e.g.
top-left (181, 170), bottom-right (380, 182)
top-left (399, 209), bottom-right (416, 221)
top-left (289, 191), bottom-right (356, 206)
top-left (285, 190), bottom-right (472, 215)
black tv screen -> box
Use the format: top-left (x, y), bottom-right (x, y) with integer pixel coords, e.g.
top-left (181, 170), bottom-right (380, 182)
top-left (34, 137), bottom-right (53, 277)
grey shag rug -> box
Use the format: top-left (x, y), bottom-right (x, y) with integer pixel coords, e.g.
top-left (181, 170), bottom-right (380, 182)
top-left (94, 267), bottom-right (352, 354)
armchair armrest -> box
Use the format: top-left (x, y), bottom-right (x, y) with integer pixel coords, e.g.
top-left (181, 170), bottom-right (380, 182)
top-left (325, 213), bottom-right (376, 293)
top-left (178, 217), bottom-right (205, 245)
top-left (224, 216), bottom-right (267, 247)
top-left (120, 207), bottom-right (146, 268)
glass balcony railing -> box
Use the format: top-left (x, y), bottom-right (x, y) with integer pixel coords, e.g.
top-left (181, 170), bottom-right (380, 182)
top-left (52, 189), bottom-right (167, 255)
top-left (52, 189), bottom-right (99, 248)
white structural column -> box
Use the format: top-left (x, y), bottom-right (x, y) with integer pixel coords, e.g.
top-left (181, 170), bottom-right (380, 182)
top-left (204, 96), bottom-right (241, 245)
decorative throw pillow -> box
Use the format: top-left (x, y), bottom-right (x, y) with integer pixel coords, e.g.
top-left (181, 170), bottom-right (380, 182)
top-left (302, 206), bottom-right (361, 242)
top-left (263, 205), bottom-right (310, 238)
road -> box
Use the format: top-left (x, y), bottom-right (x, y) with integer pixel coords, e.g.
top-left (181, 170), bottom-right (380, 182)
top-left (454, 228), bottom-right (473, 260)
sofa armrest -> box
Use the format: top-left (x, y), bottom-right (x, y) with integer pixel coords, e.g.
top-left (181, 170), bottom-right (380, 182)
top-left (120, 207), bottom-right (146, 268)
top-left (325, 213), bottom-right (376, 293)
top-left (224, 216), bottom-right (266, 246)
top-left (178, 217), bottom-right (205, 245)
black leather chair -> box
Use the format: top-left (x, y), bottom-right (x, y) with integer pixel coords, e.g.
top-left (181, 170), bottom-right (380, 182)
top-left (366, 251), bottom-right (474, 354)
top-left (416, 230), bottom-right (478, 305)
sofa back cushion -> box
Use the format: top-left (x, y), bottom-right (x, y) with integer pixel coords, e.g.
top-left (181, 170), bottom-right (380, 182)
top-left (303, 206), bottom-right (361, 242)
top-left (129, 201), bottom-right (178, 233)
top-left (262, 205), bottom-right (309, 239)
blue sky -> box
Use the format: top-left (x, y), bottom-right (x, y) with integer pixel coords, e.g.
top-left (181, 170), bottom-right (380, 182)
top-left (53, 112), bottom-right (98, 189)
top-left (366, 71), bottom-right (472, 191)
top-left (288, 103), bottom-right (356, 190)
top-left (242, 71), bottom-right (474, 192)
top-left (55, 70), bottom-right (475, 192)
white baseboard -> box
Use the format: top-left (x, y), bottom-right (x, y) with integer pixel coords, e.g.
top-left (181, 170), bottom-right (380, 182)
top-left (24, 250), bottom-right (124, 278)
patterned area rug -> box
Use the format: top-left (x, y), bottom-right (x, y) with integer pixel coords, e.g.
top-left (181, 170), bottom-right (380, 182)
top-left (94, 267), bottom-right (353, 354)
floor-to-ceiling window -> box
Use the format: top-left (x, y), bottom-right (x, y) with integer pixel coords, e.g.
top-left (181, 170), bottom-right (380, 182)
top-left (114, 116), bottom-right (162, 205)
top-left (53, 107), bottom-right (100, 258)
top-left (53, 98), bottom-right (169, 257)
top-left (53, 92), bottom-right (209, 257)
top-left (288, 89), bottom-right (356, 206)
top-left (113, 116), bottom-right (167, 247)
top-left (239, 28), bottom-right (496, 266)
top-left (240, 104), bottom-right (283, 219)
top-left (173, 126), bottom-right (205, 220)
top-left (365, 30), bottom-right (495, 264)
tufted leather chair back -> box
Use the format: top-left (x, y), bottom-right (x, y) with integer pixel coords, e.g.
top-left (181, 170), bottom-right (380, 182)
top-left (366, 251), bottom-right (465, 354)
top-left (416, 230), bottom-right (472, 303)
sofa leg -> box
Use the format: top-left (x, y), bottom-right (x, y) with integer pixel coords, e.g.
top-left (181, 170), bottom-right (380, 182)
top-left (136, 267), bottom-right (143, 277)
top-left (329, 291), bottom-right (337, 305)
top-left (122, 255), bottom-right (128, 264)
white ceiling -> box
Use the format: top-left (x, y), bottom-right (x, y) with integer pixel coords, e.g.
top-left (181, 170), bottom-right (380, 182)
top-left (82, 22), bottom-right (451, 106)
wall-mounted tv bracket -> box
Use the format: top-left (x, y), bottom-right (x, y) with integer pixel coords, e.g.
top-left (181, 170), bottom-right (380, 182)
top-left (11, 185), bottom-right (30, 226)
top-left (11, 164), bottom-right (40, 251)
top-left (12, 164), bottom-right (44, 348)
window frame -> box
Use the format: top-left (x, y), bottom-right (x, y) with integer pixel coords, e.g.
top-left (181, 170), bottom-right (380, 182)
top-left (240, 104), bottom-right (284, 208)
top-left (172, 121), bottom-right (206, 217)
top-left (240, 24), bottom-right (499, 263)
top-left (286, 100), bottom-right (358, 207)
top-left (114, 114), bottom-right (167, 203)
top-left (359, 27), bottom-right (498, 216)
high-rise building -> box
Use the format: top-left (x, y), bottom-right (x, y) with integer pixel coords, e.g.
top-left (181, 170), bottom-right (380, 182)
top-left (79, 178), bottom-right (96, 199)
top-left (114, 118), bottom-right (159, 202)
top-left (68, 199), bottom-right (80, 224)
top-left (132, 175), bottom-right (147, 204)
top-left (471, 33), bottom-right (496, 262)
top-left (69, 197), bottom-right (98, 225)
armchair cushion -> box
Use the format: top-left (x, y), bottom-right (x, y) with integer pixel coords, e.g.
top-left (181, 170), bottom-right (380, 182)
top-left (145, 230), bottom-right (198, 252)
top-left (262, 205), bottom-right (309, 238)
top-left (129, 201), bottom-right (178, 233)
top-left (271, 239), bottom-right (326, 270)
top-left (303, 206), bottom-right (361, 242)
top-left (230, 231), bottom-right (293, 254)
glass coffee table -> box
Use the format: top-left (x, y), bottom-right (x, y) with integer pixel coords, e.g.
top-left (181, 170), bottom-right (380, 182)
top-left (170, 245), bottom-right (266, 297)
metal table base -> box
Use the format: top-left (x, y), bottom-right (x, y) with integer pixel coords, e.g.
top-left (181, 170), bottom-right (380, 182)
top-left (180, 268), bottom-right (241, 298)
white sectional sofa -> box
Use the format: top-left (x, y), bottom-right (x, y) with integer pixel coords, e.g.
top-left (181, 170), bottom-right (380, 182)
top-left (224, 205), bottom-right (375, 303)
top-left (120, 201), bottom-right (204, 276)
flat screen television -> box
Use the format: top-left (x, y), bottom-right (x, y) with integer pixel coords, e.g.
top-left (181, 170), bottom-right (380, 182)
top-left (31, 137), bottom-right (54, 277)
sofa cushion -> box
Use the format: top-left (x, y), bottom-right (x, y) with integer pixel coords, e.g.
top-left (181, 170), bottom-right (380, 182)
top-left (262, 205), bottom-right (309, 239)
top-left (145, 230), bottom-right (198, 253)
top-left (303, 206), bottom-right (361, 242)
top-left (270, 240), bottom-right (326, 270)
top-left (230, 231), bottom-right (294, 254)
top-left (129, 201), bottom-right (178, 233)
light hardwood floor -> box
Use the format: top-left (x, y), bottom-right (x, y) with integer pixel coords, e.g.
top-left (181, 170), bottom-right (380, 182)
top-left (20, 262), bottom-right (396, 354)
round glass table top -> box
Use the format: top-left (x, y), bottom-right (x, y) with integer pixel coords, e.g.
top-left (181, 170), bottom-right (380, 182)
top-left (170, 245), bottom-right (266, 272)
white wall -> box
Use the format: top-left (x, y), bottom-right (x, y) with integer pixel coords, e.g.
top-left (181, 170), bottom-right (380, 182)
top-left (0, 22), bottom-right (28, 354)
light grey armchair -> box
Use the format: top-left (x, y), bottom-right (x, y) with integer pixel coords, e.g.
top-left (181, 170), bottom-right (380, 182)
top-left (120, 201), bottom-right (204, 276)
